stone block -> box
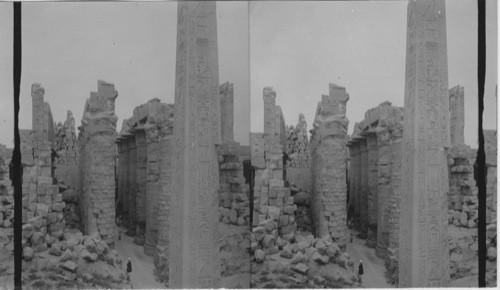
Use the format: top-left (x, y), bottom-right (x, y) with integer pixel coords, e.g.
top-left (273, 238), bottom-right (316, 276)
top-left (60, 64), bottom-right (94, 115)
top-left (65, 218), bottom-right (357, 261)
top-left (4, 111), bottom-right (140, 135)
top-left (35, 203), bottom-right (49, 218)
top-left (267, 206), bottom-right (280, 221)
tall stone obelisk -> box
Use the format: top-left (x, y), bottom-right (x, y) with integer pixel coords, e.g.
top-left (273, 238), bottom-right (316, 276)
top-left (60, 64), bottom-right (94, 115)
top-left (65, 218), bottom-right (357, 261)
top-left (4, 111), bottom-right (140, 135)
top-left (169, 2), bottom-right (221, 288)
top-left (399, 0), bottom-right (450, 287)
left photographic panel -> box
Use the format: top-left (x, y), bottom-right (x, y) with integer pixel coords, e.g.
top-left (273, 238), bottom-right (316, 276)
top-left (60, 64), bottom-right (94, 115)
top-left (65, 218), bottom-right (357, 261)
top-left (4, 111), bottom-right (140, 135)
top-left (0, 2), bottom-right (250, 289)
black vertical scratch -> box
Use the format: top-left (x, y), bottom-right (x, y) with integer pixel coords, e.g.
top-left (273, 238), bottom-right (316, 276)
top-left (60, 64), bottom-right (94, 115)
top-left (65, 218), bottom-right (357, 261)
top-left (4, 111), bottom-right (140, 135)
top-left (13, 2), bottom-right (22, 290)
top-left (476, 0), bottom-right (486, 287)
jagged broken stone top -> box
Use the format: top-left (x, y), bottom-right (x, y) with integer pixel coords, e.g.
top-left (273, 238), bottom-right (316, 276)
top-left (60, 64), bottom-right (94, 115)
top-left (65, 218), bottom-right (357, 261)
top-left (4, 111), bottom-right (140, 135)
top-left (263, 87), bottom-right (276, 99)
top-left (31, 83), bottom-right (45, 98)
top-left (349, 102), bottom-right (403, 142)
top-left (220, 82), bottom-right (234, 94)
top-left (117, 99), bottom-right (174, 141)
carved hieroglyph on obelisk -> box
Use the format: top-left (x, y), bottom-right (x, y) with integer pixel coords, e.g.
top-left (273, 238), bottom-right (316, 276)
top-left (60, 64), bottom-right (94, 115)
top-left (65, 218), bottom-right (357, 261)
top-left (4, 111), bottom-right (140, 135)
top-left (399, 0), bottom-right (450, 287)
top-left (169, 2), bottom-right (221, 288)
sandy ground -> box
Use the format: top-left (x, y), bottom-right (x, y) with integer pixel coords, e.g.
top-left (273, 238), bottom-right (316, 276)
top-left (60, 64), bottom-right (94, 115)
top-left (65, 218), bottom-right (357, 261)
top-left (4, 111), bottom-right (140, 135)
top-left (346, 228), bottom-right (393, 288)
top-left (114, 227), bottom-right (165, 289)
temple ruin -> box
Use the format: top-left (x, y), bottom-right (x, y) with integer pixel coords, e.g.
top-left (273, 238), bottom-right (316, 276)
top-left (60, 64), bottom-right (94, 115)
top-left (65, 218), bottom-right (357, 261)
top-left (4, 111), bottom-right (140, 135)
top-left (0, 0), bottom-right (496, 289)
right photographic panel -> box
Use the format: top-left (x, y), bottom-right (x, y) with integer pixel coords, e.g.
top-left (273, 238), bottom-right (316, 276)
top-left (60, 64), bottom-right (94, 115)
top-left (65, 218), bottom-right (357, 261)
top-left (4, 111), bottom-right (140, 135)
top-left (249, 1), bottom-right (497, 288)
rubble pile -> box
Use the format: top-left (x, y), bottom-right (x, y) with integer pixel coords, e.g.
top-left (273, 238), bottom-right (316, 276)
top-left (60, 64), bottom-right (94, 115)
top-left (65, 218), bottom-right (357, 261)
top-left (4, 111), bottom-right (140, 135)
top-left (21, 228), bottom-right (130, 289)
top-left (250, 224), bottom-right (359, 288)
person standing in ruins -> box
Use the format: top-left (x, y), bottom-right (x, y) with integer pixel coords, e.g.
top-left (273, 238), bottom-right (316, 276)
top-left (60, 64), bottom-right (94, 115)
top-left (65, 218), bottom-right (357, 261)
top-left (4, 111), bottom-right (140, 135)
top-left (358, 260), bottom-right (364, 276)
top-left (126, 258), bottom-right (132, 280)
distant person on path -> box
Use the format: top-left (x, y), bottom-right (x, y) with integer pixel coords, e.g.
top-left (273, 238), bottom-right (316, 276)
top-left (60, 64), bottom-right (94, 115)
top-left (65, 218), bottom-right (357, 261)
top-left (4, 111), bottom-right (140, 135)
top-left (350, 232), bottom-right (353, 243)
top-left (127, 258), bottom-right (132, 280)
top-left (127, 258), bottom-right (132, 273)
top-left (358, 260), bottom-right (364, 276)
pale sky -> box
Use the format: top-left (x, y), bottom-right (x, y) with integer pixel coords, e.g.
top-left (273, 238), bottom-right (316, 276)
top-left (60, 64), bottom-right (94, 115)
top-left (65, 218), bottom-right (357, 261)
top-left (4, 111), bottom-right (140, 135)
top-left (0, 1), bottom-right (250, 147)
top-left (250, 0), bottom-right (498, 148)
top-left (0, 1), bottom-right (497, 149)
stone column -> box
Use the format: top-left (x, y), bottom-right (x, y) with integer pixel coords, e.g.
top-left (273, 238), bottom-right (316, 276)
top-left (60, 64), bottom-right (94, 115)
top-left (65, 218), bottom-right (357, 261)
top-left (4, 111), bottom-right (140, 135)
top-left (263, 87), bottom-right (277, 140)
top-left (134, 129), bottom-right (147, 245)
top-left (386, 138), bottom-right (402, 271)
top-left (168, 2), bottom-right (221, 287)
top-left (79, 80), bottom-right (118, 244)
top-left (347, 143), bottom-right (356, 221)
top-left (122, 139), bottom-right (130, 224)
top-left (359, 138), bottom-right (368, 236)
top-left (127, 135), bottom-right (137, 236)
top-left (399, 0), bottom-right (450, 286)
top-left (144, 125), bottom-right (160, 256)
top-left (310, 84), bottom-right (349, 248)
top-left (31, 84), bottom-right (45, 140)
top-left (366, 132), bottom-right (378, 248)
top-left (449, 85), bottom-right (464, 146)
top-left (155, 133), bottom-right (173, 276)
top-left (352, 142), bottom-right (361, 227)
top-left (116, 141), bottom-right (124, 216)
top-left (375, 128), bottom-right (390, 258)
top-left (220, 82), bottom-right (234, 143)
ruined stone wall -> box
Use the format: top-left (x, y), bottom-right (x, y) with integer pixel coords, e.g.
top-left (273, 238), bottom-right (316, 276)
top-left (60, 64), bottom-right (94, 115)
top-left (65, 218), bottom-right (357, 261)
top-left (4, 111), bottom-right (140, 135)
top-left (78, 80), bottom-right (118, 244)
top-left (54, 111), bottom-right (79, 190)
top-left (18, 84), bottom-right (65, 254)
top-left (0, 144), bottom-right (14, 250)
top-left (0, 145), bottom-right (13, 197)
top-left (285, 114), bottom-right (311, 193)
top-left (484, 130), bottom-right (497, 224)
top-left (252, 87), bottom-right (296, 242)
top-left (310, 84), bottom-right (349, 248)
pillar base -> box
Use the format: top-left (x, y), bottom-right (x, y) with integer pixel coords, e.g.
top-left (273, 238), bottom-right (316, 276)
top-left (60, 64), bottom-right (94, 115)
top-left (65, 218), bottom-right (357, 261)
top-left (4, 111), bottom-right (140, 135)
top-left (356, 231), bottom-right (367, 240)
top-left (366, 225), bottom-right (377, 248)
top-left (375, 245), bottom-right (386, 259)
top-left (133, 234), bottom-right (145, 245)
top-left (385, 247), bottom-right (399, 271)
top-left (126, 228), bottom-right (136, 237)
top-left (144, 241), bottom-right (156, 256)
top-left (366, 238), bottom-right (377, 248)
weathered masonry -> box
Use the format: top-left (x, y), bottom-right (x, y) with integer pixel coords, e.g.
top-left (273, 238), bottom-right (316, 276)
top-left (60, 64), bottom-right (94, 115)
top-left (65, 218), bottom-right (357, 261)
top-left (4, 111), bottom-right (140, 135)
top-left (78, 80), bottom-right (118, 244)
top-left (18, 84), bottom-right (65, 253)
top-left (309, 84), bottom-right (349, 248)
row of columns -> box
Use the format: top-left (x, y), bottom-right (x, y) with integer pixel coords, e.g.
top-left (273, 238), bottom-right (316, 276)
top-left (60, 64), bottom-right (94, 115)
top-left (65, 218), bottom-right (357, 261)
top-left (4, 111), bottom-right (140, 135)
top-left (348, 104), bottom-right (403, 260)
top-left (116, 119), bottom-right (173, 256)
